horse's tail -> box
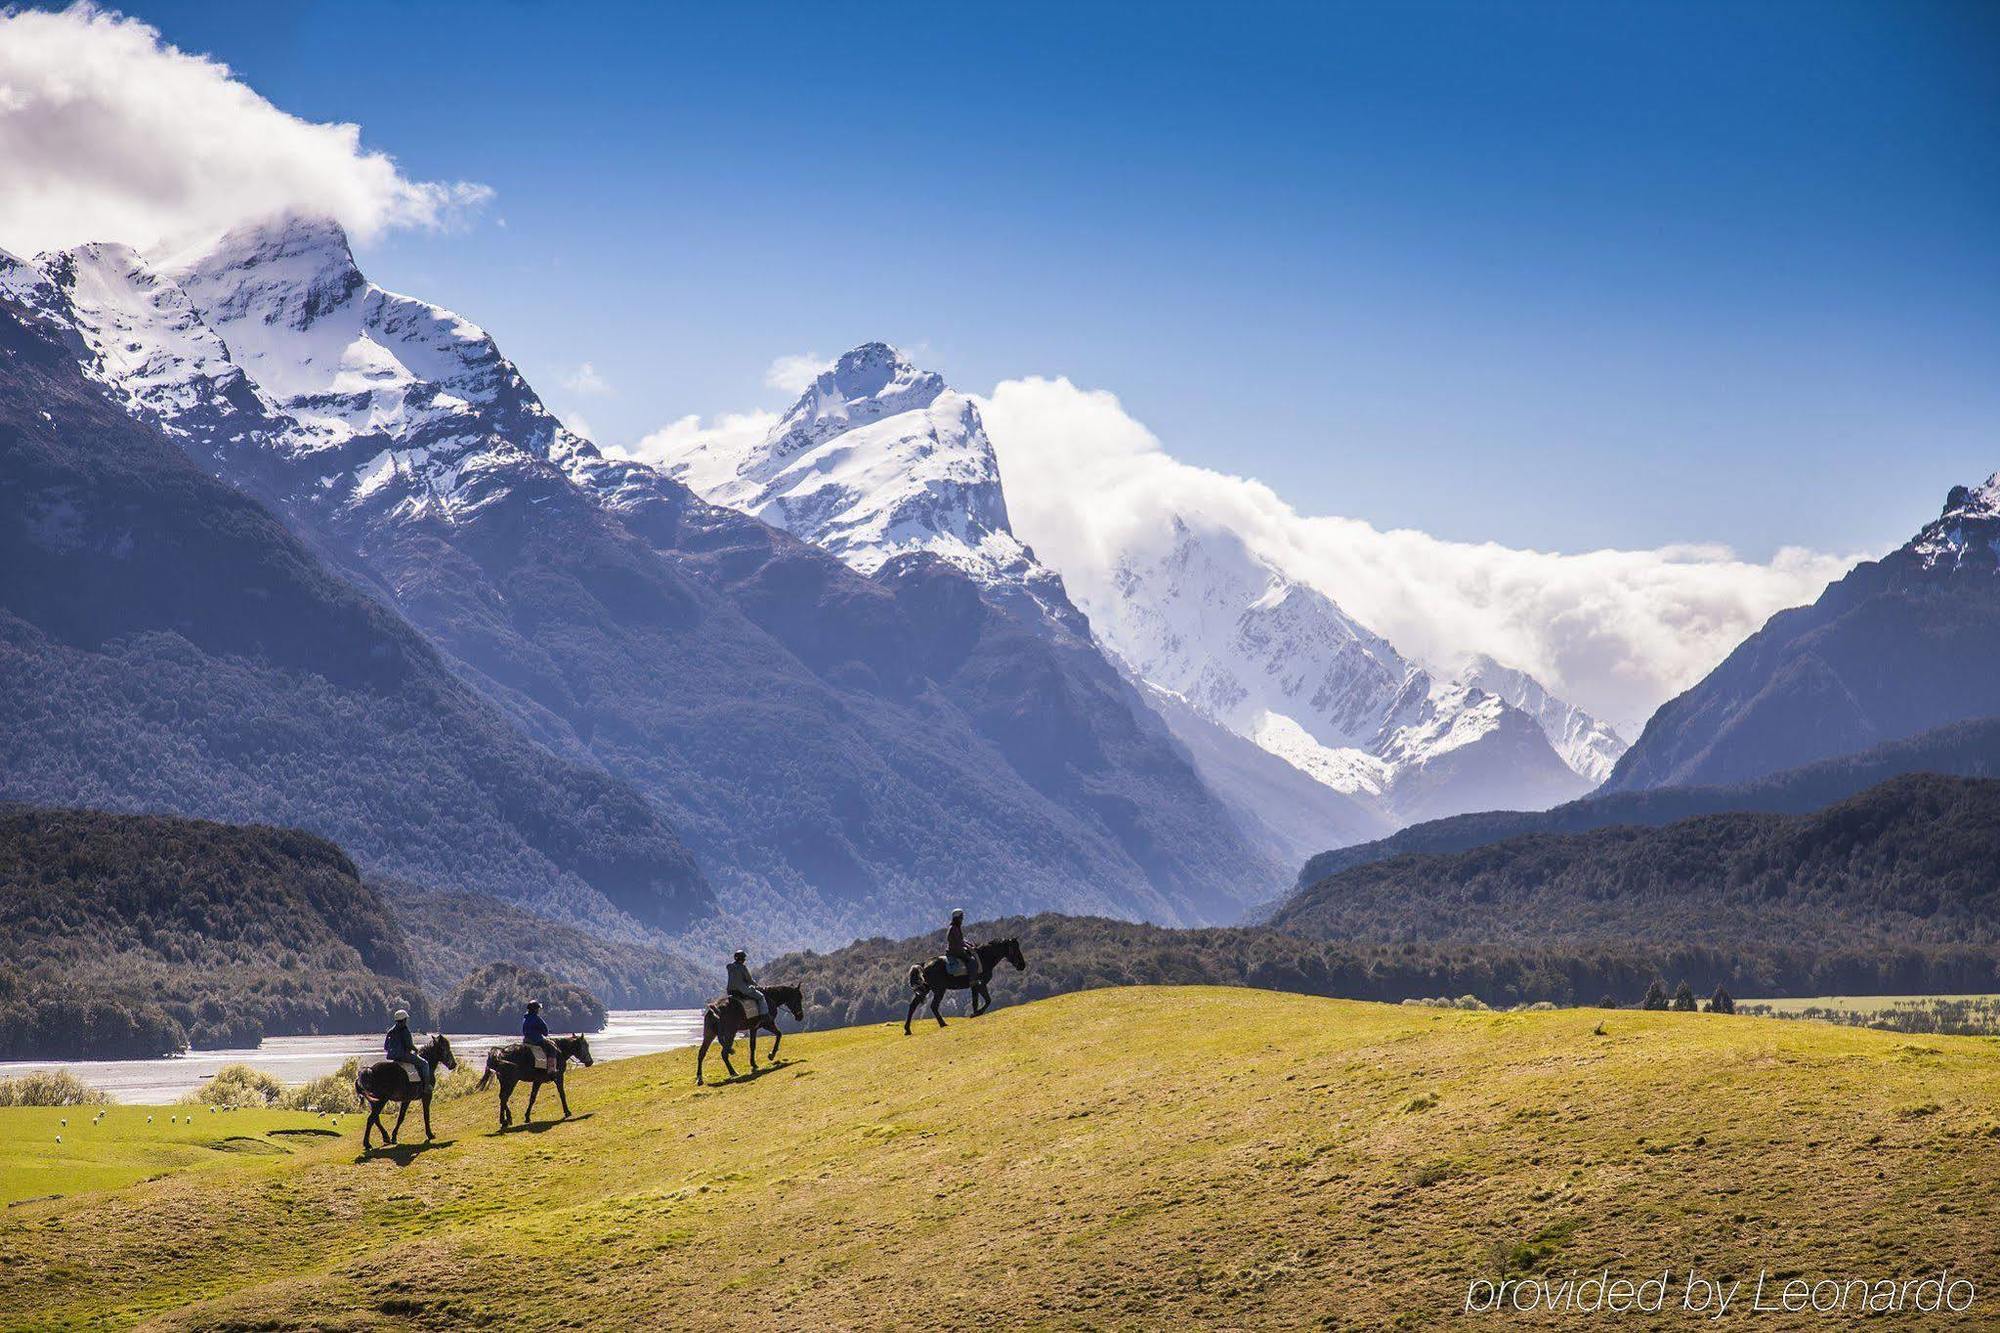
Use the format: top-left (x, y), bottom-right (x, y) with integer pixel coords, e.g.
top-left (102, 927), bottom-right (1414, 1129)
top-left (476, 1049), bottom-right (498, 1090)
top-left (907, 963), bottom-right (924, 991)
top-left (353, 1071), bottom-right (375, 1108)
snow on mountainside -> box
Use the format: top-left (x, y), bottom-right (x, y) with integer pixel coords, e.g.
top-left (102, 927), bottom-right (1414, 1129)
top-left (1456, 654), bottom-right (1627, 783)
top-left (1097, 518), bottom-right (1597, 820)
top-left (660, 342), bottom-right (1607, 827)
top-left (7, 220), bottom-right (1283, 939)
top-left (1910, 473), bottom-right (2000, 574)
top-left (660, 342), bottom-right (1084, 630)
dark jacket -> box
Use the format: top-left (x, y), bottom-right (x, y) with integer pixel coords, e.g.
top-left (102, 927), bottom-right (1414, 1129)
top-left (947, 920), bottom-right (968, 955)
top-left (385, 1021), bottom-right (417, 1060)
top-left (523, 1012), bottom-right (550, 1044)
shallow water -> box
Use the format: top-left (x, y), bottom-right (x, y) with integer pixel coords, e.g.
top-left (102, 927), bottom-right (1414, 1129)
top-left (0, 1008), bottom-right (705, 1104)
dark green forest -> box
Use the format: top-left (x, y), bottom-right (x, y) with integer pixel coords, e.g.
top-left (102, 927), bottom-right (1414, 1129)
top-left (762, 912), bottom-right (1982, 1030)
top-left (441, 961), bottom-right (607, 1035)
top-left (1275, 774), bottom-right (2000, 964)
top-left (0, 807), bottom-right (429, 1058)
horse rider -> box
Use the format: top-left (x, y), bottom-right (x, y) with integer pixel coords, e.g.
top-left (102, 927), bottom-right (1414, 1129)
top-left (522, 999), bottom-right (558, 1069)
top-left (727, 950), bottom-right (767, 1019)
top-left (946, 908), bottom-right (976, 978)
top-left (385, 1007), bottom-right (430, 1091)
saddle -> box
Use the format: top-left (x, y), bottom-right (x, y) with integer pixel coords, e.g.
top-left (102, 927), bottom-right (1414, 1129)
top-left (943, 953), bottom-right (975, 979)
top-left (524, 1044), bottom-right (557, 1072)
top-left (397, 1060), bottom-right (423, 1084)
top-left (718, 993), bottom-right (764, 1022)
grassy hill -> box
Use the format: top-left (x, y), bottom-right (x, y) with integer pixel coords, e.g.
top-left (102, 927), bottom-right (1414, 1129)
top-left (4, 988), bottom-right (1997, 1329)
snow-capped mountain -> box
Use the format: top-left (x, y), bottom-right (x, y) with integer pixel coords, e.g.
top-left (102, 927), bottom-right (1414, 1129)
top-left (1456, 654), bottom-right (1627, 783)
top-left (661, 343), bottom-right (1081, 631)
top-left (1097, 519), bottom-right (1599, 820)
top-left (660, 341), bottom-right (1611, 830)
top-left (1606, 472), bottom-right (2000, 792)
top-left (5, 217), bottom-right (1281, 941)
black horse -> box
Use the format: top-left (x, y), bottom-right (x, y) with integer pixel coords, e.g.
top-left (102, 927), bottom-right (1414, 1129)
top-left (905, 938), bottom-right (1026, 1034)
top-left (355, 1033), bottom-right (457, 1150)
top-left (476, 1032), bottom-right (594, 1129)
top-left (697, 983), bottom-right (803, 1085)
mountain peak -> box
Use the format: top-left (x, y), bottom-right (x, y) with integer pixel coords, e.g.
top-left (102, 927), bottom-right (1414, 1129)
top-left (767, 342), bottom-right (947, 461)
top-left (1909, 470), bottom-right (2000, 574)
top-left (155, 212), bottom-right (357, 277)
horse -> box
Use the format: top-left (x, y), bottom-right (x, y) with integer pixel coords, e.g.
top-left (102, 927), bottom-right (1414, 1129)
top-left (696, 984), bottom-right (803, 1085)
top-left (475, 1032), bottom-right (594, 1129)
top-left (354, 1033), bottom-right (457, 1150)
top-left (905, 937), bottom-right (1026, 1034)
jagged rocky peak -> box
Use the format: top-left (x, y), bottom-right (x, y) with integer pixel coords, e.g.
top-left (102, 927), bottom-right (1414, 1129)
top-left (768, 342), bottom-right (948, 460)
top-left (1456, 652), bottom-right (1627, 784)
top-left (1910, 472), bottom-right (2000, 574)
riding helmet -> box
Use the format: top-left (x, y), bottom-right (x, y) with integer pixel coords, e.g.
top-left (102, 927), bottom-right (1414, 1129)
top-left (392, 1009), bottom-right (409, 1022)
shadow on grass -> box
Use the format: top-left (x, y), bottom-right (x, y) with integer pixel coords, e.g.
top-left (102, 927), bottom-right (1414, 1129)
top-left (699, 1058), bottom-right (799, 1088)
top-left (488, 1111), bottom-right (596, 1138)
top-left (355, 1139), bottom-right (456, 1165)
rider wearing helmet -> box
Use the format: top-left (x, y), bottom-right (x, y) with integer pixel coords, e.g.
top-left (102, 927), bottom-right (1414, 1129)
top-left (946, 909), bottom-right (975, 977)
top-left (522, 1000), bottom-right (557, 1067)
top-left (385, 1008), bottom-right (429, 1090)
top-left (726, 950), bottom-right (767, 1019)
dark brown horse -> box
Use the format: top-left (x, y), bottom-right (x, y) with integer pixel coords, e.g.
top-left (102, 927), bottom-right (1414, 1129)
top-left (696, 984), bottom-right (803, 1085)
top-left (475, 1032), bottom-right (594, 1129)
top-left (905, 938), bottom-right (1026, 1034)
top-left (355, 1033), bottom-right (457, 1150)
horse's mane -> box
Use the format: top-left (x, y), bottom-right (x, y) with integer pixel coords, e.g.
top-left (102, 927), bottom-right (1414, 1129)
top-left (762, 983), bottom-right (802, 1003)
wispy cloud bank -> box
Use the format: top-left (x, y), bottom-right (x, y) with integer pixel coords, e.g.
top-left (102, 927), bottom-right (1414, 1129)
top-left (562, 362), bottom-right (611, 395)
top-left (609, 409), bottom-right (780, 470)
top-left (764, 353), bottom-right (832, 396)
top-left (977, 376), bottom-right (1865, 733)
top-left (0, 5), bottom-right (490, 254)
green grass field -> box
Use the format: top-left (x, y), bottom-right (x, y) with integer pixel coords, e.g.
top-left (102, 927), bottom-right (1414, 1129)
top-left (1740, 993), bottom-right (2000, 1015)
top-left (0, 1104), bottom-right (336, 1207)
top-left (1, 987), bottom-right (1996, 1329)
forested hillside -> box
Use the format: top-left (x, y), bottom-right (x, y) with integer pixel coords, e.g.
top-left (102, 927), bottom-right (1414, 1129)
top-left (762, 912), bottom-right (1980, 1029)
top-left (1295, 714), bottom-right (2000, 885)
top-left (0, 807), bottom-right (428, 1058)
top-left (1276, 774), bottom-right (2000, 968)
top-left (0, 292), bottom-right (710, 935)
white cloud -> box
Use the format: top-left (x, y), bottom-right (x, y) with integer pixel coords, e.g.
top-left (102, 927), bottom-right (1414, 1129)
top-left (558, 410), bottom-right (596, 442)
top-left (607, 409), bottom-right (780, 472)
top-left (0, 5), bottom-right (491, 255)
top-left (976, 376), bottom-right (1865, 735)
top-left (562, 362), bottom-right (611, 396)
top-left (764, 352), bottom-right (832, 396)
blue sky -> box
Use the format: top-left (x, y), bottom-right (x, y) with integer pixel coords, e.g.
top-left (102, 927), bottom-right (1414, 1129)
top-left (37, 1), bottom-right (2000, 556)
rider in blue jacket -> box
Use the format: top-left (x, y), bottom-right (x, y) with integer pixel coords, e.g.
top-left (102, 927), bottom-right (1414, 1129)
top-left (522, 1000), bottom-right (556, 1065)
top-left (385, 1008), bottom-right (429, 1089)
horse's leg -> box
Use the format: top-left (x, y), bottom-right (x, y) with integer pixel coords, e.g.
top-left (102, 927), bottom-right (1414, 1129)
top-left (697, 1029), bottom-right (712, 1085)
top-left (971, 983), bottom-right (989, 1017)
top-left (390, 1099), bottom-right (408, 1144)
top-left (718, 1028), bottom-right (738, 1079)
top-left (556, 1071), bottom-right (571, 1118)
top-left (362, 1097), bottom-right (379, 1150)
top-left (498, 1076), bottom-right (512, 1129)
top-left (931, 987), bottom-right (946, 1028)
top-left (748, 1026), bottom-right (759, 1072)
top-left (422, 1092), bottom-right (434, 1142)
top-left (523, 1078), bottom-right (539, 1124)
top-left (905, 988), bottom-right (925, 1036)
top-left (768, 1022), bottom-right (782, 1061)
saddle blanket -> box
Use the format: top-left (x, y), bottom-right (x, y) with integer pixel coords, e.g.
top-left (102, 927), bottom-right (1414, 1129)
top-left (398, 1060), bottom-right (422, 1084)
top-left (945, 956), bottom-right (972, 977)
top-left (523, 1045), bottom-right (556, 1071)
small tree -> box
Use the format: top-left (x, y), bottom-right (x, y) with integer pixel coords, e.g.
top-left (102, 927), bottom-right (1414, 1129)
top-left (1705, 985), bottom-right (1735, 1015)
top-left (1670, 981), bottom-right (1698, 1012)
top-left (1641, 979), bottom-right (1669, 1011)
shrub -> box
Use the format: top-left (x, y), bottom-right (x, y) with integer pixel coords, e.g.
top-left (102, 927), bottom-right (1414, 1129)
top-left (1705, 985), bottom-right (1736, 1015)
top-left (1671, 981), bottom-right (1698, 1012)
top-left (0, 1070), bottom-right (110, 1106)
top-left (283, 1058), bottom-right (364, 1114)
top-left (1641, 980), bottom-right (1669, 1011)
top-left (183, 1063), bottom-right (285, 1108)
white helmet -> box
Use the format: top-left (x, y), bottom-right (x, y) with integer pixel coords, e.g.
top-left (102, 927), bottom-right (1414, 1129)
top-left (392, 1009), bottom-right (409, 1022)
top-left (951, 908), bottom-right (965, 919)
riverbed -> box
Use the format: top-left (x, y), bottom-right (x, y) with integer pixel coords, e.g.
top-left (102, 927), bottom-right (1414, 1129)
top-left (0, 1009), bottom-right (705, 1104)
